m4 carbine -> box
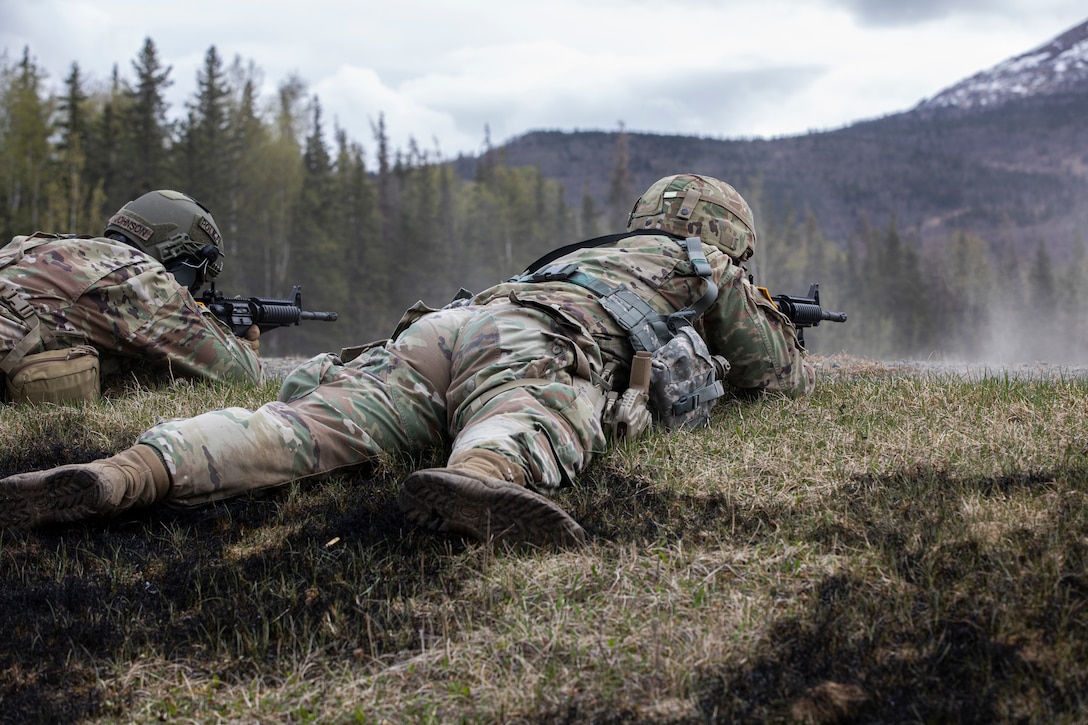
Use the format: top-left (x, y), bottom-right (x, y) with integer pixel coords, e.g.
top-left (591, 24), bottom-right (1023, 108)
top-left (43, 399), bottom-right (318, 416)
top-left (198, 285), bottom-right (339, 336)
top-left (757, 282), bottom-right (848, 348)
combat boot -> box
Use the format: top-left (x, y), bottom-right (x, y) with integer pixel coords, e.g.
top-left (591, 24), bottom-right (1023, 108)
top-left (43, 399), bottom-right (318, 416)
top-left (447, 448), bottom-right (528, 485)
top-left (0, 444), bottom-right (171, 528)
top-left (398, 450), bottom-right (586, 548)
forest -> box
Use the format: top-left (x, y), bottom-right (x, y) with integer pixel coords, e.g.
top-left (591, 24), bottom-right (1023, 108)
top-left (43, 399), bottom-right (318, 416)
top-left (3, 39), bottom-right (1087, 363)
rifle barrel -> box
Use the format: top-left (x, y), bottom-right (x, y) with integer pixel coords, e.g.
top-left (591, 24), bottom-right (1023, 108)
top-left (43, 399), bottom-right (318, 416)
top-left (300, 310), bottom-right (338, 322)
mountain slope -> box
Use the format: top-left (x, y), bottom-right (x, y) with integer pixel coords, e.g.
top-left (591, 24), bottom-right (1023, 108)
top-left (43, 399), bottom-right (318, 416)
top-left (915, 19), bottom-right (1088, 115)
top-left (467, 19), bottom-right (1088, 260)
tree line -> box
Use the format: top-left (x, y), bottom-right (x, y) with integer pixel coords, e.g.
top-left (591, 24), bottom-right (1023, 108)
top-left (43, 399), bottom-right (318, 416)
top-left (0, 40), bottom-right (584, 355)
top-left (750, 198), bottom-right (1088, 363)
top-left (3, 39), bottom-right (1085, 363)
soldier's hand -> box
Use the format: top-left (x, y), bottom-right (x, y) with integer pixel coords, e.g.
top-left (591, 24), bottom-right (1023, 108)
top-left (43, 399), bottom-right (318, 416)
top-left (242, 324), bottom-right (261, 357)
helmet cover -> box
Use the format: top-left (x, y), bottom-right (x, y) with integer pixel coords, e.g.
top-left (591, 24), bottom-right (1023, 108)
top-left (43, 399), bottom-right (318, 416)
top-left (627, 174), bottom-right (756, 262)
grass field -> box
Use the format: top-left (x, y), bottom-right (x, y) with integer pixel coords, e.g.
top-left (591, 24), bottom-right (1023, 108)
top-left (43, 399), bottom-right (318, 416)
top-left (1, 356), bottom-right (1086, 723)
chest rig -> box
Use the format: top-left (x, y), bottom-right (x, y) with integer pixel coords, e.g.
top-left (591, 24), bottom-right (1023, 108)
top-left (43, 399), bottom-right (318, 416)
top-left (514, 232), bottom-right (726, 435)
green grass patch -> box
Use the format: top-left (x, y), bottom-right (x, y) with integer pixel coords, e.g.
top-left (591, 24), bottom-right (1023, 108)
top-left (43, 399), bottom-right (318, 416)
top-left (1, 361), bottom-right (1087, 722)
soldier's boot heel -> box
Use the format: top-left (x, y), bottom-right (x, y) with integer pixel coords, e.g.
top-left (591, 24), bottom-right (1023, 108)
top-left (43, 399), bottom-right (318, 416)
top-left (398, 468), bottom-right (586, 549)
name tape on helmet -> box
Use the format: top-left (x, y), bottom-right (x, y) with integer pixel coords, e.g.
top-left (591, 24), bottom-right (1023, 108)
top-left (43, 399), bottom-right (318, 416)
top-left (198, 217), bottom-right (222, 246)
top-left (107, 213), bottom-right (153, 241)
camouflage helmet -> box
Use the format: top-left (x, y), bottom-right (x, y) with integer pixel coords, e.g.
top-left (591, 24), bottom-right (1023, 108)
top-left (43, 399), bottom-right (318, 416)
top-left (104, 190), bottom-right (224, 291)
top-left (627, 174), bottom-right (757, 262)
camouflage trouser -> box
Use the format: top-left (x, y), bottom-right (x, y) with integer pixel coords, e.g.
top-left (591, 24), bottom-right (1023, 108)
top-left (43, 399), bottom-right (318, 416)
top-left (138, 300), bottom-right (609, 505)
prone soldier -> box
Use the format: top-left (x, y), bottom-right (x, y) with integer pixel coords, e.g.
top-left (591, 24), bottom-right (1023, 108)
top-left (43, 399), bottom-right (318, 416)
top-left (0, 190), bottom-right (261, 403)
top-left (0, 174), bottom-right (814, 545)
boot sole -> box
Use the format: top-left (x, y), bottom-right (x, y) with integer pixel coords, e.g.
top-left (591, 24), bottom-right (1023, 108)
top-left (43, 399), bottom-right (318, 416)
top-left (399, 469), bottom-right (586, 548)
top-left (0, 468), bottom-right (103, 529)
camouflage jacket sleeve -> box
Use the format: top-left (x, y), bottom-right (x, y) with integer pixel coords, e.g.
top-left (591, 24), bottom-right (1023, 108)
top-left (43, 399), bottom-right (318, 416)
top-left (699, 259), bottom-right (815, 396)
top-left (84, 264), bottom-right (263, 384)
top-left (0, 236), bottom-right (261, 384)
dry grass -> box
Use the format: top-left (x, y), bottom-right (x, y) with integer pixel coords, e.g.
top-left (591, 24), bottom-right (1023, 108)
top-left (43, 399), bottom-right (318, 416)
top-left (1, 357), bottom-right (1087, 723)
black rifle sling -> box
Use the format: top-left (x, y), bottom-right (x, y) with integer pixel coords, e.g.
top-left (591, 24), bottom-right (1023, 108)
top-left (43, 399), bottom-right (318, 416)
top-left (516, 229), bottom-right (671, 277)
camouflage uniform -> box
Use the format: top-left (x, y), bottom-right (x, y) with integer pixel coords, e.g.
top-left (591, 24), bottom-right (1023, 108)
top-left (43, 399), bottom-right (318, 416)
top-left (138, 232), bottom-right (812, 505)
top-left (0, 233), bottom-right (261, 386)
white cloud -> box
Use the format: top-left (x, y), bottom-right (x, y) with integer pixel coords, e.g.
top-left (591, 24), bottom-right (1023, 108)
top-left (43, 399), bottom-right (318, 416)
top-left (316, 65), bottom-right (469, 157)
top-left (2, 0), bottom-right (1085, 161)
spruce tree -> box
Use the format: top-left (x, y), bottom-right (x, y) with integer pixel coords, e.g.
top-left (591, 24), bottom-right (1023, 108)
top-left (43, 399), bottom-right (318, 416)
top-left (220, 61), bottom-right (275, 298)
top-left (287, 98), bottom-right (343, 354)
top-left (123, 38), bottom-right (173, 194)
top-left (606, 122), bottom-right (633, 231)
top-left (92, 65), bottom-right (128, 212)
top-left (1025, 239), bottom-right (1058, 359)
top-left (54, 62), bottom-right (96, 231)
top-left (179, 46), bottom-right (230, 211)
top-left (0, 47), bottom-right (53, 238)
top-left (579, 180), bottom-right (601, 239)
top-left (332, 125), bottom-right (384, 340)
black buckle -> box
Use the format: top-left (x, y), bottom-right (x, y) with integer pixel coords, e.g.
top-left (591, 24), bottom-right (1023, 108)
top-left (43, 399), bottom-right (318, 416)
top-left (530, 263), bottom-right (579, 282)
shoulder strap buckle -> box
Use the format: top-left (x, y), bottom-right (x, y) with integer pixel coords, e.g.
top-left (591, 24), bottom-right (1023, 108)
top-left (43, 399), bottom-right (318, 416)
top-left (526, 262), bottom-right (579, 283)
top-left (1, 283), bottom-right (35, 320)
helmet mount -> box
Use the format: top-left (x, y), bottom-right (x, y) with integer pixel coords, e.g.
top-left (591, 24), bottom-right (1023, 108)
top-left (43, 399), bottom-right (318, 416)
top-left (164, 244), bottom-right (221, 293)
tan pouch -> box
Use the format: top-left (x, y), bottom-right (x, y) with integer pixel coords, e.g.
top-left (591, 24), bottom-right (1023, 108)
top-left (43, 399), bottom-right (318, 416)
top-left (5, 345), bottom-right (100, 404)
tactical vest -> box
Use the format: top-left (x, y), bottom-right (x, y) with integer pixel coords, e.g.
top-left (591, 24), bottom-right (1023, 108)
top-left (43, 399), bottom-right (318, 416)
top-left (514, 233), bottom-right (726, 431)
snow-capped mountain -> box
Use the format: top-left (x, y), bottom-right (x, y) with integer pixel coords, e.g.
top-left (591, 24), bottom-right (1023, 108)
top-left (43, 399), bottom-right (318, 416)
top-left (915, 19), bottom-right (1088, 113)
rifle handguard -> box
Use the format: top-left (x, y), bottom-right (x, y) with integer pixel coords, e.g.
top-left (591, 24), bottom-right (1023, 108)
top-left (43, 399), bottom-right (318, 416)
top-left (198, 284), bottom-right (339, 336)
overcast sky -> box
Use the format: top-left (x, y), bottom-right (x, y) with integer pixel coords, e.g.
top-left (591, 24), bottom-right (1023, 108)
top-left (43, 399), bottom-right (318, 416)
top-left (2, 0), bottom-right (1086, 161)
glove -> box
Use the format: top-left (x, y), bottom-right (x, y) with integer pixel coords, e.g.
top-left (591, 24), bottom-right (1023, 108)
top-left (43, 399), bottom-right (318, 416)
top-left (242, 324), bottom-right (261, 357)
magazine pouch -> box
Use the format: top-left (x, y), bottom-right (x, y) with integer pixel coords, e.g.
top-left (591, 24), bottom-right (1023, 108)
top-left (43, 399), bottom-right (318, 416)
top-left (5, 344), bottom-right (100, 404)
top-left (648, 326), bottom-right (726, 429)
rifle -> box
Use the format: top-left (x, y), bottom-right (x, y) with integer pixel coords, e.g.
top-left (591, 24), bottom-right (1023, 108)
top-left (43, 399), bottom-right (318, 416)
top-left (198, 284), bottom-right (339, 336)
top-left (756, 282), bottom-right (848, 348)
